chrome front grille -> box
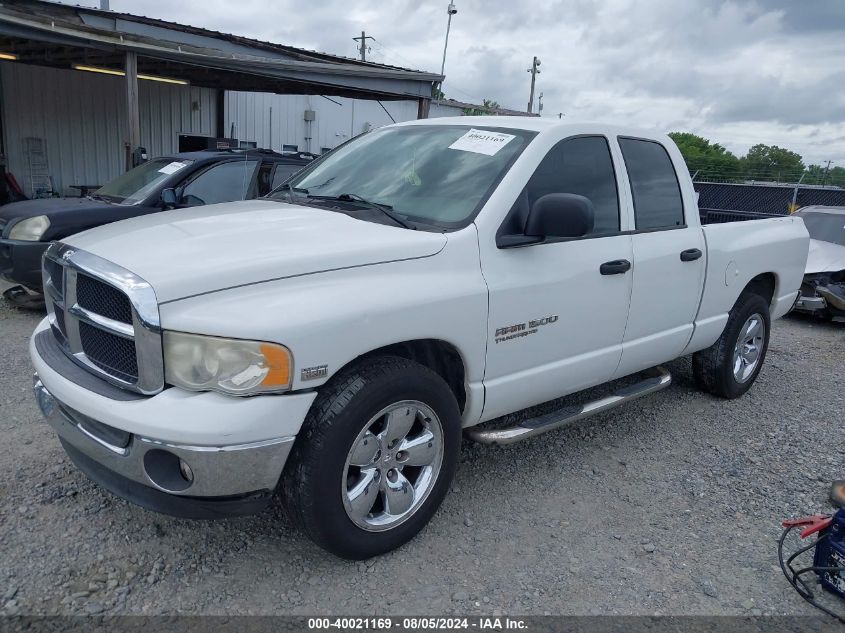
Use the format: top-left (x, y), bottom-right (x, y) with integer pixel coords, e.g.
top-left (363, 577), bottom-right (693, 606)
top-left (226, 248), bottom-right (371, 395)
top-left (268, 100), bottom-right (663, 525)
top-left (44, 257), bottom-right (65, 295)
top-left (76, 273), bottom-right (134, 324)
top-left (79, 321), bottom-right (139, 381)
top-left (42, 243), bottom-right (164, 395)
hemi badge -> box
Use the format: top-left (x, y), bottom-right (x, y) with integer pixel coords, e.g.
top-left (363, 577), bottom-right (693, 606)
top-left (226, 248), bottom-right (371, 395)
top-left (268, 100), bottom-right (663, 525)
top-left (301, 365), bottom-right (328, 381)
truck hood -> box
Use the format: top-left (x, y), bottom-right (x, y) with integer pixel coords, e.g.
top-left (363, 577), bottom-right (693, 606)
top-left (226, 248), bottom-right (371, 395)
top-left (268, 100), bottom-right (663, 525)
top-left (64, 199), bottom-right (447, 303)
top-left (806, 238), bottom-right (845, 275)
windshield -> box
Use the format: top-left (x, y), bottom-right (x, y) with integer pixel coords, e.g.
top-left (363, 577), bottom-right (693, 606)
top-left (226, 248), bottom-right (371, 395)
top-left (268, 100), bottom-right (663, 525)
top-left (272, 125), bottom-right (535, 228)
top-left (95, 159), bottom-right (194, 205)
top-left (796, 211), bottom-right (845, 247)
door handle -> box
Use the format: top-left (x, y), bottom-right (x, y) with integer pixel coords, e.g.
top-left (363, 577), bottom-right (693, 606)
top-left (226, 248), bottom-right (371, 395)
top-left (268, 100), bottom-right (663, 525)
top-left (680, 248), bottom-right (703, 262)
top-left (600, 259), bottom-right (632, 275)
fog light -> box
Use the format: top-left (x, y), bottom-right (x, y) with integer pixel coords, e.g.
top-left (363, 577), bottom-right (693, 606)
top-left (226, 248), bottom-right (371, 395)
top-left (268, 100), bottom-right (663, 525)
top-left (179, 459), bottom-right (194, 483)
top-left (143, 449), bottom-right (193, 492)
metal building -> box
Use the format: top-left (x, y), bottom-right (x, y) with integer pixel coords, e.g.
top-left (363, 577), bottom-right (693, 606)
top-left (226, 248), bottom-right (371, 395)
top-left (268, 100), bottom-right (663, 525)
top-left (222, 95), bottom-right (536, 157)
top-left (0, 0), bottom-right (444, 198)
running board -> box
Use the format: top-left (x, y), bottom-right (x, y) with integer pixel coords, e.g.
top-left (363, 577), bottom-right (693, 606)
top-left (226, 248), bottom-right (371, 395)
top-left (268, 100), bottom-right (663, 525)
top-left (465, 366), bottom-right (672, 445)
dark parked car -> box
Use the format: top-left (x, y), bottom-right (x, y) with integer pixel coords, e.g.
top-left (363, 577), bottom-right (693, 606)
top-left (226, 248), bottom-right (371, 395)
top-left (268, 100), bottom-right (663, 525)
top-left (0, 148), bottom-right (314, 300)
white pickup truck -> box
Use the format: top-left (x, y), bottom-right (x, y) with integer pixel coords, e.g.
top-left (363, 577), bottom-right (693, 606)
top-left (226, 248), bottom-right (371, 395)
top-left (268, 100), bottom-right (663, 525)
top-left (29, 118), bottom-right (809, 559)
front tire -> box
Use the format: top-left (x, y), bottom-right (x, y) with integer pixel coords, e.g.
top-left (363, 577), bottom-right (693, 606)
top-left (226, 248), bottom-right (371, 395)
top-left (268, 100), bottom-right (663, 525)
top-left (693, 292), bottom-right (771, 399)
top-left (281, 356), bottom-right (461, 559)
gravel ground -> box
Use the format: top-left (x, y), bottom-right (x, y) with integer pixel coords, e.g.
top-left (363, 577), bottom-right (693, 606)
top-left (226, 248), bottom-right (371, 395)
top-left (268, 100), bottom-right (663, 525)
top-left (1, 286), bottom-right (843, 617)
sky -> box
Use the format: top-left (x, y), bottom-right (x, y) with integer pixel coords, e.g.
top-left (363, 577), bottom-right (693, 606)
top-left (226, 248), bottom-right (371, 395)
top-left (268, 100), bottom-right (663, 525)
top-left (61, 0), bottom-right (845, 167)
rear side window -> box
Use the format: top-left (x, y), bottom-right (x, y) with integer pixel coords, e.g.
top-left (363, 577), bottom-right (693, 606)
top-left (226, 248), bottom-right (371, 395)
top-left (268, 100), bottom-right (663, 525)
top-left (618, 138), bottom-right (684, 230)
top-left (181, 160), bottom-right (259, 206)
top-left (523, 136), bottom-right (620, 235)
top-left (271, 163), bottom-right (304, 190)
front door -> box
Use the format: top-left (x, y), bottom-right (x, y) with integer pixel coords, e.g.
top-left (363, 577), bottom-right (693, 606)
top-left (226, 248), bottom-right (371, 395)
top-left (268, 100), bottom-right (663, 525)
top-left (480, 135), bottom-right (634, 421)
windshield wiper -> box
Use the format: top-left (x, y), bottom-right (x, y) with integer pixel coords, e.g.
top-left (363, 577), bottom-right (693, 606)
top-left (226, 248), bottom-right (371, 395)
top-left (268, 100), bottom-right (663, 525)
top-left (274, 183), bottom-right (310, 195)
top-left (272, 183), bottom-right (310, 201)
top-left (307, 193), bottom-right (412, 229)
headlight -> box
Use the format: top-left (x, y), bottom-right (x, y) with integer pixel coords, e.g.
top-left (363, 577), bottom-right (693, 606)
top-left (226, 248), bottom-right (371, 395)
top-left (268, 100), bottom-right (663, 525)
top-left (163, 331), bottom-right (292, 395)
top-left (8, 215), bottom-right (50, 241)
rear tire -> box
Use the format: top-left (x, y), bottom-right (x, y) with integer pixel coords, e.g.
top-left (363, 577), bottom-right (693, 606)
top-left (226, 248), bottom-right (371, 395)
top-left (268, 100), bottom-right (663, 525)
top-left (281, 356), bottom-right (461, 559)
top-left (693, 292), bottom-right (771, 399)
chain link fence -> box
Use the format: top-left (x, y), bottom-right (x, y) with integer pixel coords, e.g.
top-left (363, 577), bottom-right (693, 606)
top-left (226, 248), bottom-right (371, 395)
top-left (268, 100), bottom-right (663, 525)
top-left (694, 181), bottom-right (845, 223)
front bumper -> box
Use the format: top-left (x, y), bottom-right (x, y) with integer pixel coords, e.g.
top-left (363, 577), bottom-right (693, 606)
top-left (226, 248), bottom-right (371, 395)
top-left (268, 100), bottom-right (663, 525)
top-left (33, 374), bottom-right (294, 518)
top-left (30, 317), bottom-right (318, 519)
top-left (0, 237), bottom-right (48, 290)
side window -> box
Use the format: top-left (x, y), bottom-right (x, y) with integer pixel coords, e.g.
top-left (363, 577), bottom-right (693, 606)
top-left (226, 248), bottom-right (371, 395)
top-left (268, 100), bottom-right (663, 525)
top-left (256, 162), bottom-right (275, 197)
top-left (181, 160), bottom-right (259, 206)
top-left (618, 138), bottom-right (684, 230)
top-left (271, 163), bottom-right (304, 190)
top-left (523, 136), bottom-right (620, 236)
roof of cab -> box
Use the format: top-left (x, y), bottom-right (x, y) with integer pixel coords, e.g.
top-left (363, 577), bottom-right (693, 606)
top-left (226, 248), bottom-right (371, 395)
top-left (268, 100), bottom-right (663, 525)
top-left (395, 116), bottom-right (670, 141)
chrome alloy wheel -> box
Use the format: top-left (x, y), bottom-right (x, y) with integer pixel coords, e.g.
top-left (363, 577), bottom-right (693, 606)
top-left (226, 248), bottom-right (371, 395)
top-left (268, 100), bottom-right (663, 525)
top-left (342, 401), bottom-right (444, 532)
top-left (733, 313), bottom-right (765, 383)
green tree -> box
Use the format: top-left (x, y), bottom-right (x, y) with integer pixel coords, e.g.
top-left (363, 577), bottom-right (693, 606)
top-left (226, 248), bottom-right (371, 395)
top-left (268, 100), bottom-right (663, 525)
top-left (828, 166), bottom-right (845, 187)
top-left (803, 164), bottom-right (826, 184)
top-left (668, 132), bottom-right (741, 181)
top-left (802, 164), bottom-right (845, 187)
top-left (740, 144), bottom-right (804, 182)
top-left (463, 99), bottom-right (500, 116)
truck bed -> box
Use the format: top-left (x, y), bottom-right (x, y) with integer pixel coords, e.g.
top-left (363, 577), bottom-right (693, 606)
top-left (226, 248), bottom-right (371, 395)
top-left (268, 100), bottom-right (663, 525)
top-left (683, 216), bottom-right (809, 355)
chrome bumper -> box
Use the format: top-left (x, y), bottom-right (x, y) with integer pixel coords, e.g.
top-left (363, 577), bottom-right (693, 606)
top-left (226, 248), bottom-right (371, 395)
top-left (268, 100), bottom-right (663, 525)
top-left (794, 293), bottom-right (827, 312)
top-left (33, 373), bottom-right (294, 498)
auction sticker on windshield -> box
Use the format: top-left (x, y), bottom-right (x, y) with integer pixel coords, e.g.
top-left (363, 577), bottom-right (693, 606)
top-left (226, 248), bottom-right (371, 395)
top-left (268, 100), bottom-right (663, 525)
top-left (158, 161), bottom-right (189, 175)
top-left (448, 128), bottom-right (516, 156)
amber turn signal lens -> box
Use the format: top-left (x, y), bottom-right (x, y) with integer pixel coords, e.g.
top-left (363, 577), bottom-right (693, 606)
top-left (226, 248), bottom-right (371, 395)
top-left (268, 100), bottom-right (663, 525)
top-left (260, 343), bottom-right (292, 388)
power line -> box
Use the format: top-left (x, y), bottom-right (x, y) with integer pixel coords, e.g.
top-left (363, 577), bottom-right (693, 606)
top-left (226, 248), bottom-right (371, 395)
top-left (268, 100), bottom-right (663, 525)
top-left (368, 38), bottom-right (427, 70)
top-left (364, 36), bottom-right (491, 106)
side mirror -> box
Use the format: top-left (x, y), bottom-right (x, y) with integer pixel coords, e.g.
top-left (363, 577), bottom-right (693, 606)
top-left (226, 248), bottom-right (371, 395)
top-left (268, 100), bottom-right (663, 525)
top-left (525, 193), bottom-right (594, 240)
top-left (161, 188), bottom-right (178, 210)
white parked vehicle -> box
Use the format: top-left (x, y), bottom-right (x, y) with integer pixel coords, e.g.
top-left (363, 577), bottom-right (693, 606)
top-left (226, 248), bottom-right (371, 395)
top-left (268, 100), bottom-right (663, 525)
top-left (29, 118), bottom-right (809, 559)
top-left (791, 206), bottom-right (845, 319)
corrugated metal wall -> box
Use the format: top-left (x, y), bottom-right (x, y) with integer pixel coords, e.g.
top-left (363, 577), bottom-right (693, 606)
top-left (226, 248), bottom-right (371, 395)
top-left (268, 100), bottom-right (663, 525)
top-left (140, 80), bottom-right (217, 159)
top-left (224, 92), bottom-right (465, 154)
top-left (1, 62), bottom-right (217, 197)
top-left (0, 61), bottom-right (465, 197)
top-left (429, 102), bottom-right (467, 118)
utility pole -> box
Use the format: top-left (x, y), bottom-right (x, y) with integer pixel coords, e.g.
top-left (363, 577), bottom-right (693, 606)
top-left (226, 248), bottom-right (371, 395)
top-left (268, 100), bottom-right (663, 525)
top-left (526, 56), bottom-right (541, 113)
top-left (353, 31), bottom-right (374, 62)
top-left (822, 160), bottom-right (833, 187)
top-left (537, 92), bottom-right (544, 114)
top-left (440, 3), bottom-right (458, 79)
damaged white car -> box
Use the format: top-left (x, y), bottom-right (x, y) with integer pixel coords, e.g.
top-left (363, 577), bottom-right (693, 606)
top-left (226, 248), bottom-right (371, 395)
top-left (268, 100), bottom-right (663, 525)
top-left (793, 206), bottom-right (845, 320)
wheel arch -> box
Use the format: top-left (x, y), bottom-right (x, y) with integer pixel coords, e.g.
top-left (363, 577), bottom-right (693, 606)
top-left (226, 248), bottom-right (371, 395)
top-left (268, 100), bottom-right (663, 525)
top-left (326, 339), bottom-right (468, 414)
top-left (741, 272), bottom-right (777, 309)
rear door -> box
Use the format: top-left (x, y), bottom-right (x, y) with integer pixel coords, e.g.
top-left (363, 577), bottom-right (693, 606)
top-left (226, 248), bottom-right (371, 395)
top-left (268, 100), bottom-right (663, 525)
top-left (614, 137), bottom-right (705, 377)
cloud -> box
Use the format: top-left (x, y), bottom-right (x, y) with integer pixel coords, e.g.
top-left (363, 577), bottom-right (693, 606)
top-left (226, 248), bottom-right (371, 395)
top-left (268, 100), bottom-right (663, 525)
top-left (60, 0), bottom-right (845, 164)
